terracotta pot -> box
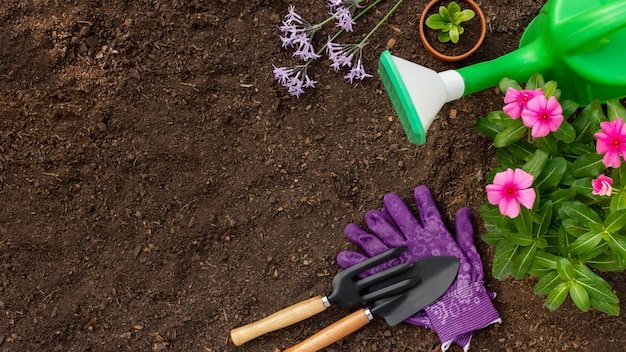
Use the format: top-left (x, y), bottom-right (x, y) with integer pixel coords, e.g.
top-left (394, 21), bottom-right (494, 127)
top-left (419, 0), bottom-right (487, 62)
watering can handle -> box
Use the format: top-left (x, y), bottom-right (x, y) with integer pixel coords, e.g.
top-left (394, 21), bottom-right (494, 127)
top-left (557, 0), bottom-right (626, 54)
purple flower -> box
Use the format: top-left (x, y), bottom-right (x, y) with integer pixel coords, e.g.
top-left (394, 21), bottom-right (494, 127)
top-left (344, 59), bottom-right (372, 83)
top-left (327, 0), bottom-right (362, 32)
top-left (272, 64), bottom-right (318, 98)
top-left (326, 39), bottom-right (372, 83)
top-left (326, 37), bottom-right (354, 72)
top-left (279, 5), bottom-right (321, 61)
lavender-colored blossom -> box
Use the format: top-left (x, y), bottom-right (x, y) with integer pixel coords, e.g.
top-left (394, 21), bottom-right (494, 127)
top-left (279, 5), bottom-right (321, 61)
top-left (272, 64), bottom-right (318, 98)
top-left (326, 38), bottom-right (372, 83)
top-left (327, 0), bottom-right (362, 32)
top-left (344, 59), bottom-right (372, 83)
top-left (326, 38), bottom-right (354, 72)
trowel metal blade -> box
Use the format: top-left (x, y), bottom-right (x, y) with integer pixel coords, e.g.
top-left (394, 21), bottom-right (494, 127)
top-left (370, 255), bottom-right (459, 326)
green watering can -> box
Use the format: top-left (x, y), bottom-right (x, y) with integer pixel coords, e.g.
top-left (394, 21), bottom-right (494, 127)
top-left (379, 0), bottom-right (626, 145)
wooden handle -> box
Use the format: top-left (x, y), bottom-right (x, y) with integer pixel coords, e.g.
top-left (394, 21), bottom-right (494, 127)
top-left (230, 296), bottom-right (327, 346)
top-left (284, 308), bottom-right (371, 352)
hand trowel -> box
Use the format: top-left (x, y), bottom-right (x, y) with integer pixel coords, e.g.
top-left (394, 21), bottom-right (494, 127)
top-left (379, 0), bottom-right (626, 145)
top-left (231, 247), bottom-right (425, 346)
top-left (283, 255), bottom-right (459, 352)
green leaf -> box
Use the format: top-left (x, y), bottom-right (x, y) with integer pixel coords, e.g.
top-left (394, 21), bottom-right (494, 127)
top-left (447, 1), bottom-right (460, 15)
top-left (569, 281), bottom-right (590, 311)
top-left (561, 100), bottom-right (579, 118)
top-left (512, 243), bottom-right (537, 279)
top-left (492, 241), bottom-right (517, 280)
top-left (590, 299), bottom-right (620, 316)
top-left (476, 117), bottom-right (504, 139)
top-left (534, 134), bottom-right (559, 156)
top-left (494, 124), bottom-right (527, 147)
top-left (568, 231), bottom-right (603, 255)
top-left (438, 30), bottom-right (451, 43)
top-left (556, 257), bottom-right (575, 281)
top-left (526, 73), bottom-right (545, 90)
top-left (606, 99), bottom-right (626, 122)
top-left (535, 200), bottom-right (553, 237)
top-left (541, 80), bottom-right (558, 98)
top-left (577, 242), bottom-right (610, 262)
top-left (562, 142), bottom-right (595, 156)
top-left (546, 189), bottom-right (576, 206)
top-left (507, 232), bottom-right (535, 246)
top-left (482, 231), bottom-right (506, 246)
top-left (439, 5), bottom-right (451, 19)
top-left (534, 157), bottom-right (566, 191)
top-left (533, 271), bottom-right (562, 295)
top-left (603, 209), bottom-right (626, 233)
top-left (499, 78), bottom-right (522, 94)
top-left (606, 233), bottom-right (626, 262)
top-left (546, 281), bottom-right (570, 311)
top-left (570, 152), bottom-right (605, 178)
top-left (587, 253), bottom-right (626, 272)
top-left (558, 201), bottom-right (602, 225)
top-left (561, 218), bottom-right (588, 237)
top-left (572, 100), bottom-right (604, 143)
top-left (553, 120), bottom-right (576, 143)
top-left (522, 149), bottom-right (549, 179)
top-left (528, 251), bottom-right (559, 277)
top-left (610, 191), bottom-right (626, 212)
top-left (425, 14), bottom-right (446, 29)
top-left (449, 26), bottom-right (460, 43)
top-left (513, 207), bottom-right (533, 235)
top-left (456, 9), bottom-right (475, 23)
top-left (570, 177), bottom-right (594, 199)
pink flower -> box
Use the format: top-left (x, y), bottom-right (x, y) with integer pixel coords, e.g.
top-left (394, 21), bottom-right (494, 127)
top-left (591, 174), bottom-right (613, 196)
top-left (486, 168), bottom-right (536, 218)
top-left (503, 88), bottom-right (543, 119)
top-left (521, 94), bottom-right (564, 138)
top-left (595, 117), bottom-right (626, 168)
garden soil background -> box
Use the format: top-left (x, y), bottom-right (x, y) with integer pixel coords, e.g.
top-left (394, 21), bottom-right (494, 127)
top-left (1, 0), bottom-right (625, 351)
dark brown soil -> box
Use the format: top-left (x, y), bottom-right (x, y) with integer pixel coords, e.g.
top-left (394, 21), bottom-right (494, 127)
top-left (0, 1), bottom-right (624, 351)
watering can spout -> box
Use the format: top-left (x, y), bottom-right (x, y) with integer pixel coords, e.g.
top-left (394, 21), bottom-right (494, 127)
top-left (378, 51), bottom-right (465, 145)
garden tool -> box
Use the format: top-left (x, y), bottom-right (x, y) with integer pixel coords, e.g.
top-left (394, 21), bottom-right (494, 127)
top-left (379, 0), bottom-right (626, 145)
top-left (230, 246), bottom-right (442, 346)
top-left (284, 255), bottom-right (459, 352)
top-left (338, 185), bottom-right (501, 351)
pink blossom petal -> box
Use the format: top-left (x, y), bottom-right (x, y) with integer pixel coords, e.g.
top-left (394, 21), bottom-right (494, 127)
top-left (499, 197), bottom-right (521, 218)
top-left (517, 188), bottom-right (536, 209)
top-left (486, 168), bottom-right (535, 218)
top-left (592, 174), bottom-right (613, 196)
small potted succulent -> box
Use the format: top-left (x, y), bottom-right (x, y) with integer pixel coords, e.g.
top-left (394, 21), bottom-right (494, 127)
top-left (419, 0), bottom-right (486, 62)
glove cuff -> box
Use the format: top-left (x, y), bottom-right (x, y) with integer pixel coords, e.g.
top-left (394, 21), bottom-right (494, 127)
top-left (425, 281), bottom-right (501, 346)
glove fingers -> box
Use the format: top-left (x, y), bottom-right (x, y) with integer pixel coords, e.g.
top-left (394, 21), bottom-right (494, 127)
top-left (454, 208), bottom-right (485, 281)
top-left (336, 250), bottom-right (368, 269)
top-left (413, 186), bottom-right (446, 232)
top-left (344, 223), bottom-right (392, 257)
top-left (381, 193), bottom-right (423, 237)
top-left (364, 209), bottom-right (407, 248)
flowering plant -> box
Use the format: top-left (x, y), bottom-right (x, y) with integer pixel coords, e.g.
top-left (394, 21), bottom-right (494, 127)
top-left (273, 0), bottom-right (403, 97)
top-left (477, 73), bottom-right (624, 315)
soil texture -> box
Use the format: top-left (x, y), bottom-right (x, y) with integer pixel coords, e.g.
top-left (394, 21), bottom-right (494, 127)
top-left (1, 1), bottom-right (625, 351)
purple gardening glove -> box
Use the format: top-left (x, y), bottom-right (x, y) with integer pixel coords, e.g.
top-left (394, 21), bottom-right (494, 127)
top-left (337, 186), bottom-right (501, 351)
